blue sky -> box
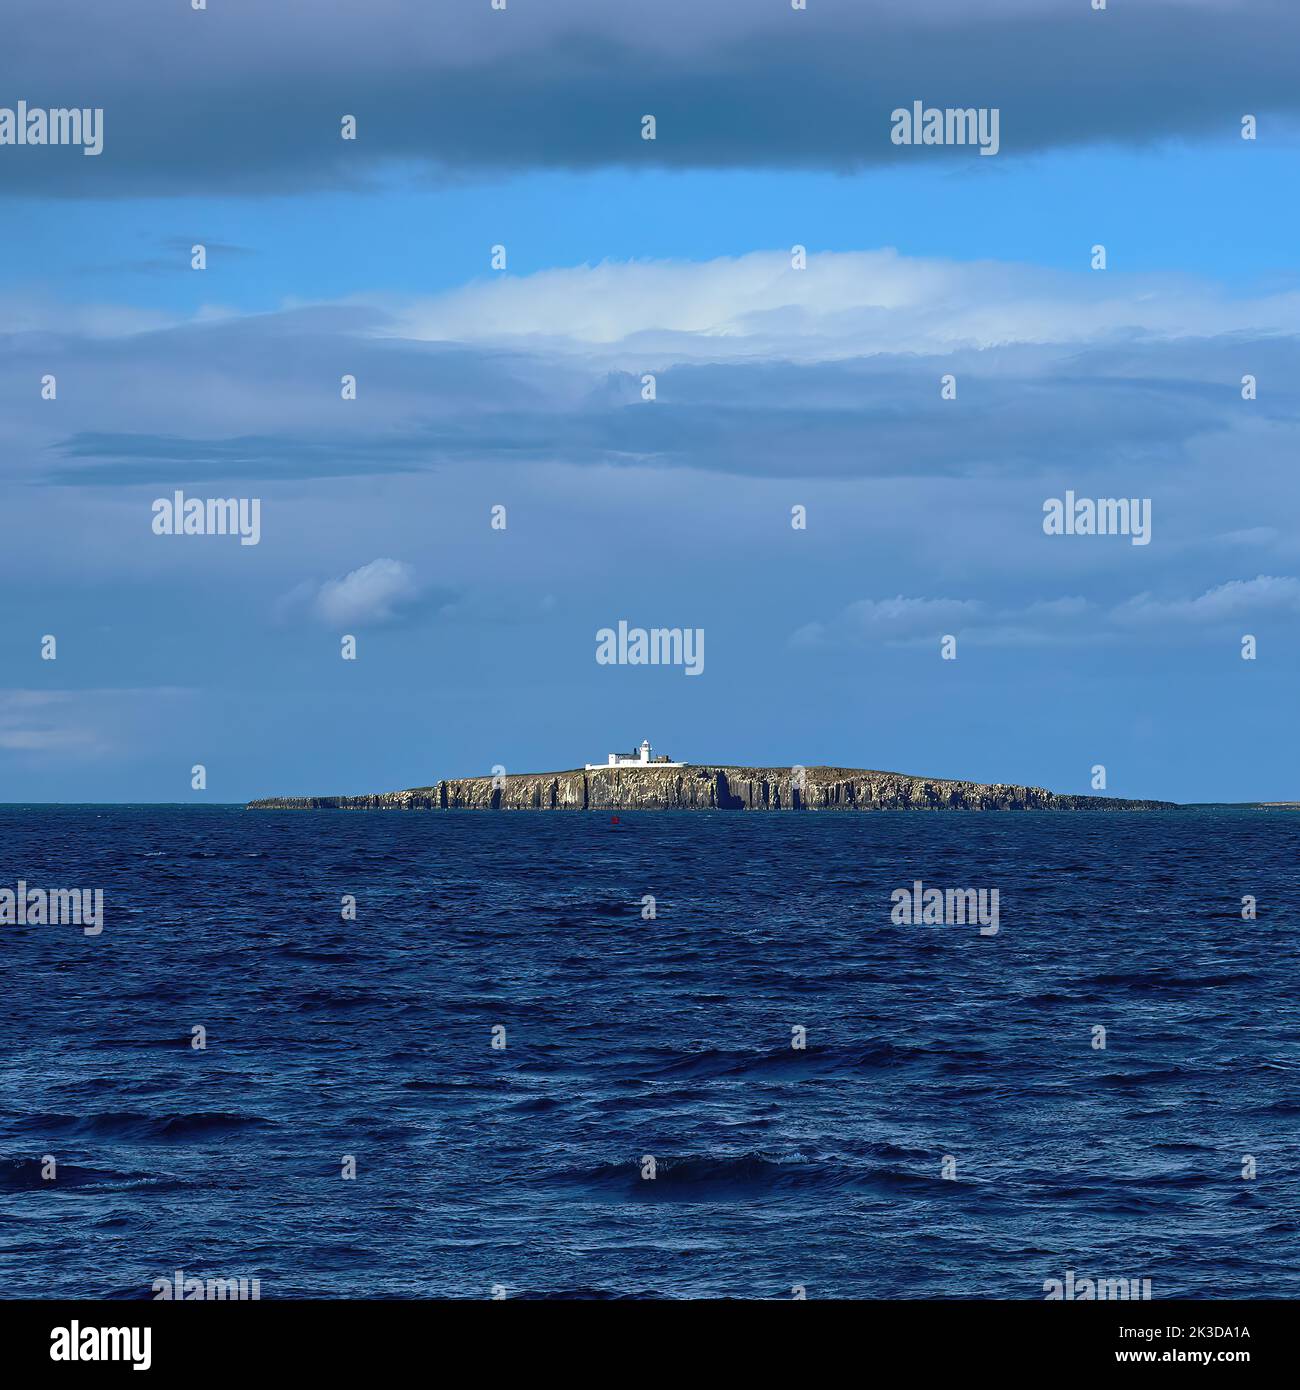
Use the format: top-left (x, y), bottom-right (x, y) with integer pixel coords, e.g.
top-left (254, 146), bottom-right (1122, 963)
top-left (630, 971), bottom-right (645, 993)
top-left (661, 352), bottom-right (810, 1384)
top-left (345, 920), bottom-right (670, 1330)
top-left (3, 0), bottom-right (1298, 803)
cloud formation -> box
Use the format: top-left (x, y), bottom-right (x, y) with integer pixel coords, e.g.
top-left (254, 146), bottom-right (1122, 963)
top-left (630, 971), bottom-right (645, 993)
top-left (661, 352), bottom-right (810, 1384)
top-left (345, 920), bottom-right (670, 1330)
top-left (388, 249), bottom-right (1300, 359)
top-left (0, 688), bottom-right (191, 758)
top-left (5, 250), bottom-right (1294, 495)
top-left (3, 0), bottom-right (1295, 196)
top-left (794, 577), bottom-right (1300, 648)
top-left (1112, 575), bottom-right (1300, 625)
top-left (281, 558), bottom-right (424, 627)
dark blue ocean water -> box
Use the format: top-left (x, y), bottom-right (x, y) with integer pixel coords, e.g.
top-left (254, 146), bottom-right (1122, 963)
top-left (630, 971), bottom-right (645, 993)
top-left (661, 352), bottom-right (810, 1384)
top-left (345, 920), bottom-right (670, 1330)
top-left (1, 805), bottom-right (1297, 1300)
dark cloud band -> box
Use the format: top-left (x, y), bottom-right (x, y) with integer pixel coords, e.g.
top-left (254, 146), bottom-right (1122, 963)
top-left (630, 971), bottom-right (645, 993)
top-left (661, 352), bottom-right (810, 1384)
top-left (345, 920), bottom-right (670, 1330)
top-left (2, 0), bottom-right (1294, 196)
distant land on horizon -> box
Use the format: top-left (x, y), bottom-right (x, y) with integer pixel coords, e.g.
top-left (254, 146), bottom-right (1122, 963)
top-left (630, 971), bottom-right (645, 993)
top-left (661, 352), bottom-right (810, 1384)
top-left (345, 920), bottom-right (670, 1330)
top-left (248, 763), bottom-right (1182, 812)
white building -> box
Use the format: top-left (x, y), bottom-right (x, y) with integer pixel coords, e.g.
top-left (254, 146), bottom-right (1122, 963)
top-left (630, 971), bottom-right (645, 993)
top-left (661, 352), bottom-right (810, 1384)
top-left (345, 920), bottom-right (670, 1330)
top-left (586, 739), bottom-right (682, 770)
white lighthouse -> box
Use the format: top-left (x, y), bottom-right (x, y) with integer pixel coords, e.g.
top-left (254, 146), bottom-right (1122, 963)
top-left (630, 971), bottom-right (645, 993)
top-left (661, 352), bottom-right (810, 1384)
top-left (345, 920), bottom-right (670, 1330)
top-left (586, 739), bottom-right (682, 770)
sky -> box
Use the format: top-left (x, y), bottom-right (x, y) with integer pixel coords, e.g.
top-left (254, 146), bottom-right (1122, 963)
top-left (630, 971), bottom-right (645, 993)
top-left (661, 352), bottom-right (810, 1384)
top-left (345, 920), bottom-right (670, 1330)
top-left (2, 0), bottom-right (1298, 804)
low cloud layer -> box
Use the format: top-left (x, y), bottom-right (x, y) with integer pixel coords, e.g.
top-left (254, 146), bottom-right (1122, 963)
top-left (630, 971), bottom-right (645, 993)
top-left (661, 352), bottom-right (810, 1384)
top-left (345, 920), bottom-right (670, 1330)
top-left (3, 0), bottom-right (1295, 196)
top-left (388, 249), bottom-right (1300, 359)
top-left (794, 576), bottom-right (1300, 648)
top-left (0, 688), bottom-right (191, 759)
top-left (3, 249), bottom-right (1295, 496)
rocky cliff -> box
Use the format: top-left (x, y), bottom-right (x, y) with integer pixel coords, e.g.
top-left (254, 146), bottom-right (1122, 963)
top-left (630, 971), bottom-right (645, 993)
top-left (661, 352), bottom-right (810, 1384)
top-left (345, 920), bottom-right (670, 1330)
top-left (248, 765), bottom-right (1177, 811)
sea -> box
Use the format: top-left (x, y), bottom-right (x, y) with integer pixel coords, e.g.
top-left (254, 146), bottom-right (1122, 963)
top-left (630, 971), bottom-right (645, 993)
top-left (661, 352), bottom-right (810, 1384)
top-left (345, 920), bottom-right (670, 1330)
top-left (1, 805), bottom-right (1297, 1300)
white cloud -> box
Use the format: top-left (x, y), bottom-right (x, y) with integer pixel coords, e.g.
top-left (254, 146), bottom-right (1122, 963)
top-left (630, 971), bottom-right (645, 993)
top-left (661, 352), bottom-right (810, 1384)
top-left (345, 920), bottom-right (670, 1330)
top-left (382, 249), bottom-right (1300, 364)
top-left (1112, 575), bottom-right (1300, 625)
top-left (306, 558), bottom-right (422, 627)
top-left (797, 578), bottom-right (1300, 647)
top-left (792, 595), bottom-right (985, 647)
top-left (15, 247), bottom-right (1300, 384)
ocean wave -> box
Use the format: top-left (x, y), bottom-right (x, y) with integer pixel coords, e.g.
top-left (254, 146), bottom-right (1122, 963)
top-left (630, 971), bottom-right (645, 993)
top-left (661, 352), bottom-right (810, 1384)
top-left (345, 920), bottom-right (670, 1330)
top-left (550, 1152), bottom-right (959, 1200)
top-left (628, 1042), bottom-right (924, 1082)
top-left (17, 1111), bottom-right (274, 1140)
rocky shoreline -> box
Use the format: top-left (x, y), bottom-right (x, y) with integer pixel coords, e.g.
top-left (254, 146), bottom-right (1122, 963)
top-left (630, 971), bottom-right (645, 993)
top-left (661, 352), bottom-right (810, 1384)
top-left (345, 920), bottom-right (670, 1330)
top-left (248, 765), bottom-right (1178, 812)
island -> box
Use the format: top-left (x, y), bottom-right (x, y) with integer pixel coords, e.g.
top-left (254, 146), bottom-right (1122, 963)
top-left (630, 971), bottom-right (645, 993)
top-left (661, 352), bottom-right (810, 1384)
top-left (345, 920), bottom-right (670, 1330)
top-left (248, 762), bottom-right (1177, 812)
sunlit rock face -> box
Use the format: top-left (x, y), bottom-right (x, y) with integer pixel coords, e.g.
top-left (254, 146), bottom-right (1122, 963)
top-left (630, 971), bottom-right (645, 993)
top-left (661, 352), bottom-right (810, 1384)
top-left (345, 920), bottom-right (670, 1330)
top-left (249, 766), bottom-right (1177, 811)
